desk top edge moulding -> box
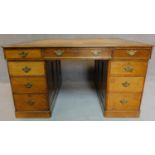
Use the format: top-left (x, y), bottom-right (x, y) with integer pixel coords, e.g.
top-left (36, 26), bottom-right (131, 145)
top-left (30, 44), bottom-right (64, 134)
top-left (1, 38), bottom-right (153, 119)
top-left (1, 38), bottom-right (153, 48)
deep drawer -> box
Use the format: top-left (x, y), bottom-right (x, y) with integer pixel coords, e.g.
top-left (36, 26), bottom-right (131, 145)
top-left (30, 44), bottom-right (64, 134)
top-left (14, 94), bottom-right (49, 111)
top-left (106, 93), bottom-right (141, 111)
top-left (11, 77), bottom-right (48, 93)
top-left (107, 77), bottom-right (145, 93)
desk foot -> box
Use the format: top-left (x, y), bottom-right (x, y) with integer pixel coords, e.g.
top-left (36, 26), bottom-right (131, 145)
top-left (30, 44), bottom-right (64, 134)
top-left (104, 111), bottom-right (140, 118)
top-left (15, 111), bottom-right (51, 118)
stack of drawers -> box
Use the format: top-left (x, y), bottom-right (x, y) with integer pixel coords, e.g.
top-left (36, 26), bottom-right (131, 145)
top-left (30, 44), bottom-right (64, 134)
top-left (104, 48), bottom-right (152, 117)
top-left (5, 48), bottom-right (51, 118)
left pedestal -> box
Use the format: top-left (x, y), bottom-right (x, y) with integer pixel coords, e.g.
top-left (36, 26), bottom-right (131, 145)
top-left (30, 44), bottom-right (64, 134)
top-left (4, 48), bottom-right (61, 118)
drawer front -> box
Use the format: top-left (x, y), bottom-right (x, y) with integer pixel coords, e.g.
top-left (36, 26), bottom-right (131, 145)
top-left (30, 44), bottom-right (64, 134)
top-left (106, 93), bottom-right (141, 111)
top-left (14, 94), bottom-right (49, 111)
top-left (109, 61), bottom-right (148, 76)
top-left (108, 77), bottom-right (145, 92)
top-left (5, 49), bottom-right (42, 59)
top-left (8, 61), bottom-right (45, 76)
top-left (44, 48), bottom-right (112, 59)
top-left (11, 77), bottom-right (47, 93)
top-left (113, 48), bottom-right (151, 59)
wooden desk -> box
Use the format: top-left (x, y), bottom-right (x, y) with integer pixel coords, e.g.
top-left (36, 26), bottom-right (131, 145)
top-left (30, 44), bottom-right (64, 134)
top-left (2, 38), bottom-right (153, 118)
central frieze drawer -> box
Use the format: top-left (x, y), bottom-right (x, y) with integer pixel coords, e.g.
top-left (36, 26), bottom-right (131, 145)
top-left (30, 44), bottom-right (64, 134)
top-left (8, 61), bottom-right (45, 76)
top-left (11, 77), bottom-right (48, 93)
top-left (44, 48), bottom-right (112, 59)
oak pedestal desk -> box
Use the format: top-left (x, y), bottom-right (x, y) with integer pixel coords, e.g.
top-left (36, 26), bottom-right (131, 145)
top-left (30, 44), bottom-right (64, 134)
top-left (2, 38), bottom-right (153, 118)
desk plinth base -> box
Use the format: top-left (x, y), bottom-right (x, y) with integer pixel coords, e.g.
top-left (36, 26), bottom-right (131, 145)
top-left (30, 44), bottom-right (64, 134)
top-left (15, 111), bottom-right (51, 118)
top-left (104, 111), bottom-right (140, 118)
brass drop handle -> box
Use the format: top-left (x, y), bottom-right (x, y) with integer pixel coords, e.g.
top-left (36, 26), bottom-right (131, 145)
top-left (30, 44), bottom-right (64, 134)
top-left (19, 51), bottom-right (28, 58)
top-left (22, 66), bottom-right (31, 73)
top-left (120, 99), bottom-right (128, 104)
top-left (123, 65), bottom-right (134, 72)
top-left (122, 81), bottom-right (130, 87)
top-left (26, 99), bottom-right (35, 106)
top-left (127, 50), bottom-right (137, 56)
top-left (24, 82), bottom-right (33, 88)
top-left (91, 50), bottom-right (102, 56)
top-left (55, 49), bottom-right (64, 57)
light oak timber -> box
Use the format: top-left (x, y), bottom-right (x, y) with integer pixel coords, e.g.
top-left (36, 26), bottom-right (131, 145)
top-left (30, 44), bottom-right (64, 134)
top-left (44, 48), bottom-right (112, 60)
top-left (107, 77), bottom-right (145, 93)
top-left (14, 94), bottom-right (49, 111)
top-left (4, 48), bottom-right (42, 59)
top-left (11, 77), bottom-right (48, 94)
top-left (2, 38), bottom-right (153, 48)
top-left (15, 111), bottom-right (51, 118)
top-left (8, 61), bottom-right (45, 76)
top-left (1, 38), bottom-right (153, 118)
top-left (104, 111), bottom-right (140, 118)
top-left (105, 93), bottom-right (141, 111)
top-left (113, 48), bottom-right (151, 59)
top-left (109, 60), bottom-right (148, 76)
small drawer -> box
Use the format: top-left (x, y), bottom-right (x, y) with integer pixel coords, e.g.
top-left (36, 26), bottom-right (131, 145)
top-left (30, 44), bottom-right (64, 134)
top-left (5, 48), bottom-right (42, 59)
top-left (8, 61), bottom-right (45, 76)
top-left (113, 48), bottom-right (151, 59)
top-left (108, 77), bottom-right (144, 93)
top-left (106, 93), bottom-right (141, 111)
top-left (44, 48), bottom-right (112, 59)
top-left (109, 61), bottom-right (148, 76)
top-left (11, 77), bottom-right (48, 93)
top-left (14, 94), bottom-right (49, 111)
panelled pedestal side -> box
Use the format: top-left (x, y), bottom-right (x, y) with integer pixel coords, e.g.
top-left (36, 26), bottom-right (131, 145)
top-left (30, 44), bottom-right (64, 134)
top-left (95, 60), bottom-right (108, 111)
top-left (4, 48), bottom-right (61, 118)
top-left (104, 47), bottom-right (152, 117)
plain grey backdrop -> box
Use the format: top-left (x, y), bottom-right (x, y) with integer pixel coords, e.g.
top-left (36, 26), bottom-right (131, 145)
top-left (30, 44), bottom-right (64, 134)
top-left (0, 34), bottom-right (155, 121)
